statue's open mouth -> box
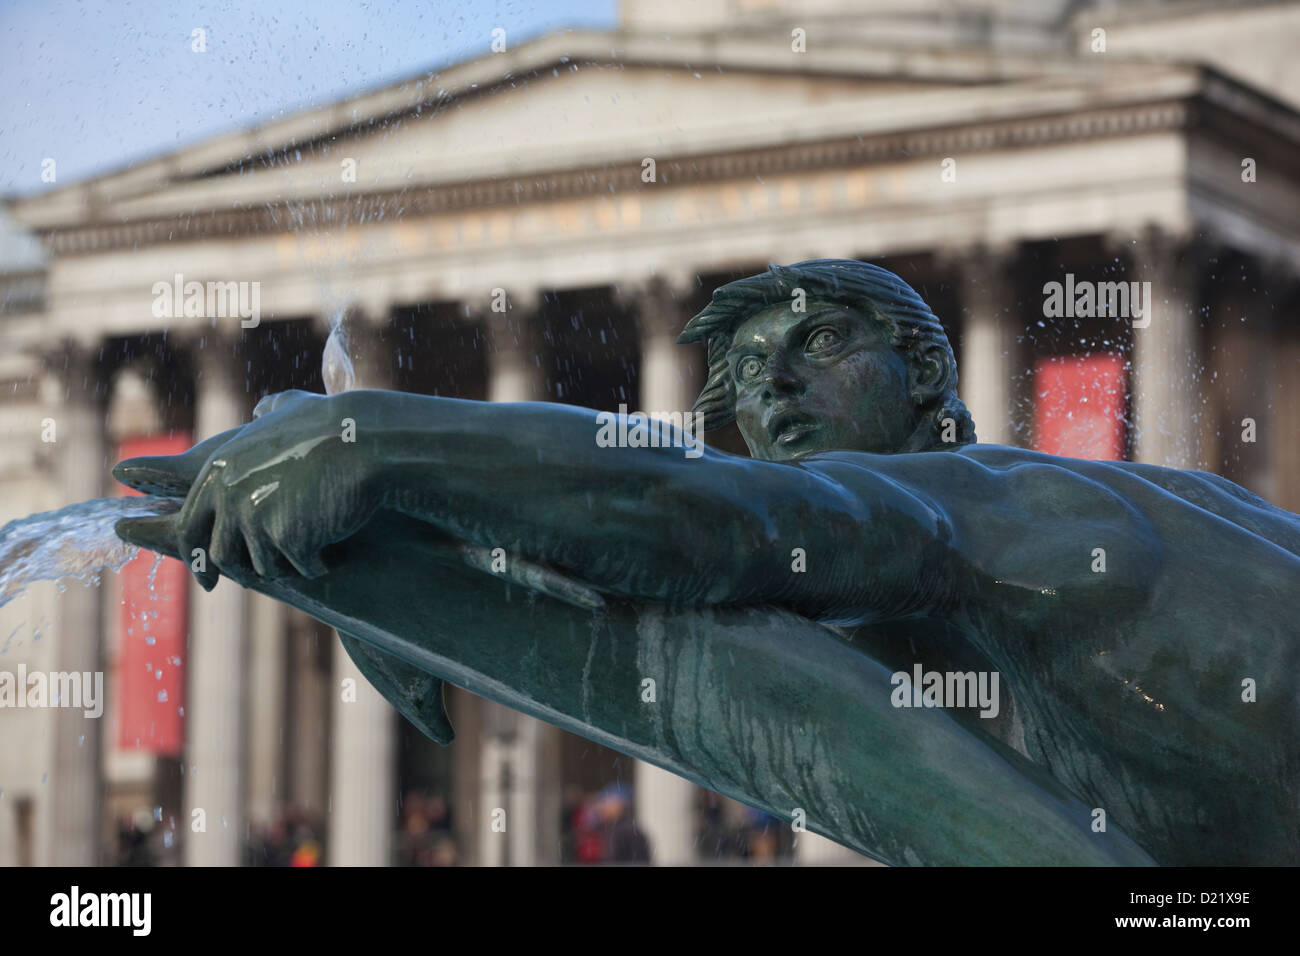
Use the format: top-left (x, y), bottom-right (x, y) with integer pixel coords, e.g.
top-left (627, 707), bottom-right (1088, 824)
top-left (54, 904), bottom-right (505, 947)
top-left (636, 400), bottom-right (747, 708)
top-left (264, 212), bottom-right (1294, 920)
top-left (770, 411), bottom-right (817, 445)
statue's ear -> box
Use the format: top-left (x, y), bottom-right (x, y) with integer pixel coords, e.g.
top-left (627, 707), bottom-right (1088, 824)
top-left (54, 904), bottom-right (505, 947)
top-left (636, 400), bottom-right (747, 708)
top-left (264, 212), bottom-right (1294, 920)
top-left (909, 343), bottom-right (951, 405)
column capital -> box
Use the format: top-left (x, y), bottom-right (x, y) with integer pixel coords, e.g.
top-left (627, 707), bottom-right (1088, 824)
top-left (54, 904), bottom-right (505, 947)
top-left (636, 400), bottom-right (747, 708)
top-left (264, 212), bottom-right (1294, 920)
top-left (461, 285), bottom-right (541, 321)
top-left (480, 302), bottom-right (540, 354)
top-left (44, 337), bottom-right (100, 373)
top-left (312, 300), bottom-right (391, 339)
top-left (1105, 226), bottom-right (1207, 278)
top-left (616, 275), bottom-right (693, 341)
top-left (180, 325), bottom-right (242, 356)
top-left (612, 267), bottom-right (693, 304)
top-left (937, 240), bottom-right (1020, 277)
top-left (183, 331), bottom-right (246, 406)
top-left (44, 339), bottom-right (109, 411)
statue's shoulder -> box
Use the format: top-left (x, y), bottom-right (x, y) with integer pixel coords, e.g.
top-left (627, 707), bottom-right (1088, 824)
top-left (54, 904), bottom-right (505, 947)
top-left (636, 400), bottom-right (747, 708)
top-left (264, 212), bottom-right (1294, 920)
top-left (802, 443), bottom-right (1087, 486)
top-left (795, 444), bottom-right (1119, 520)
top-left (803, 444), bottom-right (1298, 542)
top-left (946, 445), bottom-right (1300, 559)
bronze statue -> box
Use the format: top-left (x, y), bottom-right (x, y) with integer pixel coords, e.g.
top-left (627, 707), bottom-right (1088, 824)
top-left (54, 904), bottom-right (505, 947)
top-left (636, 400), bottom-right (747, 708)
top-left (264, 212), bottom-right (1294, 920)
top-left (113, 260), bottom-right (1300, 865)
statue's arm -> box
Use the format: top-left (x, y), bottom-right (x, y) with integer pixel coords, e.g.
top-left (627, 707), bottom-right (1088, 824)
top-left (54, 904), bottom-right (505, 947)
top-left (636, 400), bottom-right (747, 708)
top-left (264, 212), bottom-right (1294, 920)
top-left (342, 391), bottom-right (955, 621)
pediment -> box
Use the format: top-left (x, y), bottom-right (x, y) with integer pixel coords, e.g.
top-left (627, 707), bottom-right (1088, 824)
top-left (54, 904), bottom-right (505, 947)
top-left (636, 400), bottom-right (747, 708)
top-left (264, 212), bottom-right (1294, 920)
top-left (12, 27), bottom-right (1248, 232)
top-left (118, 65), bottom-right (947, 219)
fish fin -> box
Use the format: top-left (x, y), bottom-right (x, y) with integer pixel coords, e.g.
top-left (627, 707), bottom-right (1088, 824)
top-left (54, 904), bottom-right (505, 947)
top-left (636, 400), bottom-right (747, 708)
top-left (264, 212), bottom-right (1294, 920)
top-left (337, 631), bottom-right (455, 745)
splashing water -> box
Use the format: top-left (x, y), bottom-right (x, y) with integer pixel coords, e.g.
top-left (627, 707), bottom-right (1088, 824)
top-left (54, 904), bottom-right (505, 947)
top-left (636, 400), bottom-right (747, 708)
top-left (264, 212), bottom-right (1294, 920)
top-left (0, 309), bottom-right (600, 628)
top-left (0, 307), bottom-right (362, 622)
top-left (0, 496), bottom-right (181, 609)
top-left (1, 309), bottom-right (355, 615)
top-left (321, 308), bottom-right (355, 396)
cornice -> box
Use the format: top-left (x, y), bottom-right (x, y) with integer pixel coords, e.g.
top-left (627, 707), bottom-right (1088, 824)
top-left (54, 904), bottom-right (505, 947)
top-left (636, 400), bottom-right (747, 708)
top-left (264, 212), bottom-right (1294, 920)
top-left (32, 98), bottom-right (1201, 256)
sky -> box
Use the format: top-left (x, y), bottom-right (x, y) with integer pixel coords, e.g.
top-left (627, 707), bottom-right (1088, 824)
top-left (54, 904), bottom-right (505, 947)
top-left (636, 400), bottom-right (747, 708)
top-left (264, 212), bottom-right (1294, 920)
top-left (0, 0), bottom-right (618, 196)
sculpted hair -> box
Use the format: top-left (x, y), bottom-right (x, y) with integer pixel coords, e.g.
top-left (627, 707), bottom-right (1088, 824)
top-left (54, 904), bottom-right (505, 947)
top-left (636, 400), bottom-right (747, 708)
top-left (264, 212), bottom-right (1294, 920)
top-left (676, 259), bottom-right (976, 447)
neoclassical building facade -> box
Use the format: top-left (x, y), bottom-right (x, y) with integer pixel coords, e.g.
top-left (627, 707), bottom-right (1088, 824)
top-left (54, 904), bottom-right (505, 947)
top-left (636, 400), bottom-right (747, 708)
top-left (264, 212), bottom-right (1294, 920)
top-left (2, 0), bottom-right (1298, 865)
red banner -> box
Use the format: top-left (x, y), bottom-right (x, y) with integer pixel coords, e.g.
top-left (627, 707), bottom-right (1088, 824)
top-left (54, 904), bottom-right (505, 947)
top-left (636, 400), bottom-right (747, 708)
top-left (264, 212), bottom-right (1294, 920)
top-left (115, 434), bottom-right (190, 756)
top-left (1033, 354), bottom-right (1127, 461)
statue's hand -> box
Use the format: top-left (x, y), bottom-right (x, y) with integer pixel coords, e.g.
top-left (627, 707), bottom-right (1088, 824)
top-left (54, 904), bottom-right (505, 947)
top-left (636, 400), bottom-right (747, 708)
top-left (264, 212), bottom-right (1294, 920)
top-left (115, 389), bottom-right (379, 590)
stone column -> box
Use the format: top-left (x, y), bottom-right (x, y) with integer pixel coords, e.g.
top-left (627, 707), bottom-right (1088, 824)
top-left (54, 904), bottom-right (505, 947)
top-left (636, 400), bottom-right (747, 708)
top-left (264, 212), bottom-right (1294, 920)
top-left (240, 316), bottom-right (295, 834)
top-left (327, 306), bottom-right (398, 866)
top-left (630, 277), bottom-right (701, 865)
top-left (473, 290), bottom-right (562, 866)
top-left (44, 345), bottom-right (106, 865)
top-left (287, 610), bottom-right (329, 816)
top-left (184, 337), bottom-right (249, 866)
top-left (244, 307), bottom-right (288, 834)
top-left (1129, 232), bottom-right (1204, 469)
top-left (245, 593), bottom-right (285, 829)
top-left (0, 800), bottom-right (15, 866)
top-left (955, 245), bottom-right (1021, 446)
top-left (485, 298), bottom-right (544, 406)
top-left (1236, 258), bottom-right (1286, 505)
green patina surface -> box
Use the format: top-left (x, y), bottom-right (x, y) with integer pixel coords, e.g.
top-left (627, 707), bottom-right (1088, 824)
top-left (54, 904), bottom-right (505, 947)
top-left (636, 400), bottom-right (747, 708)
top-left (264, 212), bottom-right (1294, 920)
top-left (112, 261), bottom-right (1300, 865)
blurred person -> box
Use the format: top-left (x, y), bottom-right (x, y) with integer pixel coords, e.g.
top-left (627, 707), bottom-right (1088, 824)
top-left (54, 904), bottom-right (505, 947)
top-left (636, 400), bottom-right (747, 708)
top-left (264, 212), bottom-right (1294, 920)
top-left (559, 783), bottom-right (585, 863)
top-left (290, 838), bottom-right (321, 867)
top-left (740, 807), bottom-right (781, 863)
top-left (424, 793), bottom-right (452, 833)
top-left (115, 809), bottom-right (155, 867)
top-left (572, 793), bottom-right (605, 864)
top-left (597, 783), bottom-right (650, 864)
top-left (429, 834), bottom-right (459, 867)
top-left (399, 789), bottom-right (436, 866)
top-left (697, 791), bottom-right (743, 861)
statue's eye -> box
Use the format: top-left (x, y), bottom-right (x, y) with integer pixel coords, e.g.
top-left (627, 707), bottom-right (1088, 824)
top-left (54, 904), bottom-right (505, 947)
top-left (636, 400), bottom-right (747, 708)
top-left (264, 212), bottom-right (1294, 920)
top-left (736, 356), bottom-right (764, 382)
top-left (806, 327), bottom-right (842, 353)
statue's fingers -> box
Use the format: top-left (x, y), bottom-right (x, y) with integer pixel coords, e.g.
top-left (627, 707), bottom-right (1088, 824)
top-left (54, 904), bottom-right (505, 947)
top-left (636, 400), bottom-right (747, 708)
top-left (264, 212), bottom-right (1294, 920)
top-left (244, 525), bottom-right (295, 580)
top-left (208, 510), bottom-right (248, 581)
top-left (115, 515), bottom-right (183, 561)
top-left (281, 543), bottom-right (330, 580)
top-left (112, 426), bottom-right (245, 497)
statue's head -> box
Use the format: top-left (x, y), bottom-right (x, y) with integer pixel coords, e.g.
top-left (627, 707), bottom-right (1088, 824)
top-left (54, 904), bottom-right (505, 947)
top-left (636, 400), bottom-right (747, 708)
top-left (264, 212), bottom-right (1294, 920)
top-left (677, 259), bottom-right (976, 461)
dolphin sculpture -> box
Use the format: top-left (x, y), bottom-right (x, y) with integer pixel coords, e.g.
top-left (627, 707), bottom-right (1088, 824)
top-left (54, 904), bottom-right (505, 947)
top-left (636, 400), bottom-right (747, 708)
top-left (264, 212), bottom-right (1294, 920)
top-left (108, 260), bottom-right (1299, 866)
top-left (113, 424), bottom-right (1154, 866)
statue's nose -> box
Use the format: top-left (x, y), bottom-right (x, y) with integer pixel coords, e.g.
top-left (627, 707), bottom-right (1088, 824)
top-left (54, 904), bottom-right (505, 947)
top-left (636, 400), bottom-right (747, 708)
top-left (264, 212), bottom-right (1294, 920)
top-left (761, 356), bottom-right (804, 398)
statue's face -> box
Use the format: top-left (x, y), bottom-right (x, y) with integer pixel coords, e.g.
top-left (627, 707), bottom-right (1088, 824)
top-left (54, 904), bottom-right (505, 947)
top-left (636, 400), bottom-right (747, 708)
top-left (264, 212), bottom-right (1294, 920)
top-left (727, 298), bottom-right (920, 461)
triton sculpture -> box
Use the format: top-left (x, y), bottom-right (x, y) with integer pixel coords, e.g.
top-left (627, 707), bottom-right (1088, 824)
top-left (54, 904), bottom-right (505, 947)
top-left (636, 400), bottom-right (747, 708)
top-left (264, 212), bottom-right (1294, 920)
top-left (113, 259), bottom-right (1300, 866)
